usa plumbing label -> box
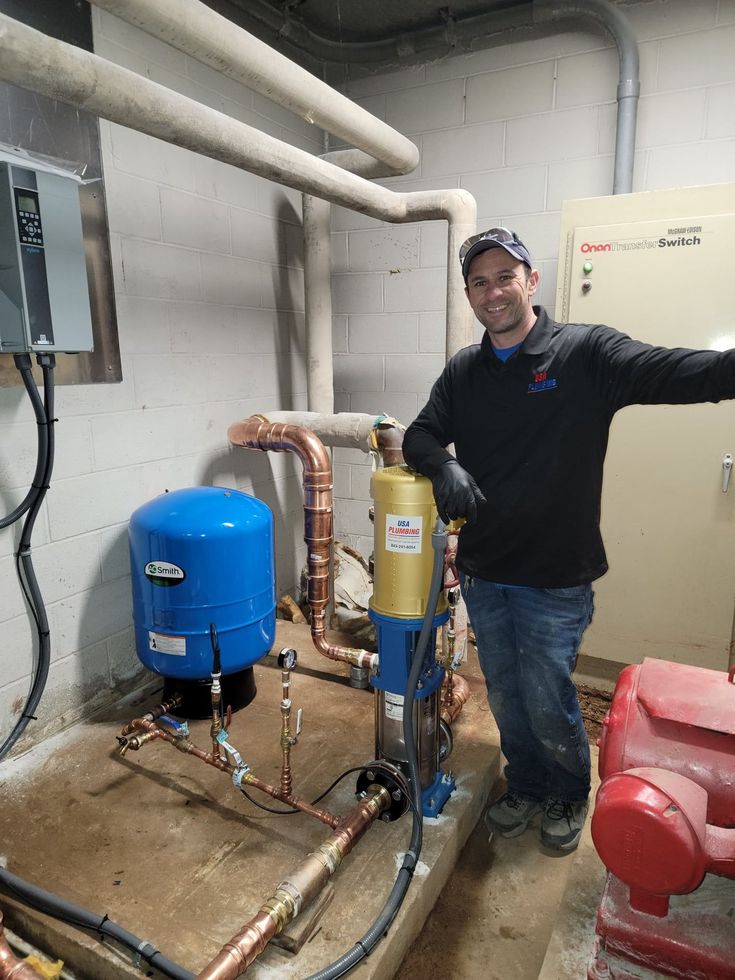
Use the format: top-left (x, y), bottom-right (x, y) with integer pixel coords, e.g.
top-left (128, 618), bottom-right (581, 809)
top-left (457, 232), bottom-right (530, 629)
top-left (148, 631), bottom-right (186, 656)
top-left (385, 513), bottom-right (422, 553)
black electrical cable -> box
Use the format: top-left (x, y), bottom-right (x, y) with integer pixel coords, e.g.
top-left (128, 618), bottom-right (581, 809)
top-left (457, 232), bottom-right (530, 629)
top-left (0, 354), bottom-right (55, 761)
top-left (0, 866), bottom-right (193, 980)
top-left (0, 354), bottom-right (48, 530)
top-left (305, 520), bottom-right (447, 980)
top-left (238, 763), bottom-right (394, 816)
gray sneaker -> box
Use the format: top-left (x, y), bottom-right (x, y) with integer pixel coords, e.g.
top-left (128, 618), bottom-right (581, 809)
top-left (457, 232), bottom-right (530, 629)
top-left (540, 798), bottom-right (589, 852)
top-left (484, 792), bottom-right (543, 838)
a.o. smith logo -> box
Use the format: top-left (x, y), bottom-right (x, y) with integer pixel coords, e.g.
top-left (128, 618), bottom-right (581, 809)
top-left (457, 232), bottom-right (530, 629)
top-left (144, 560), bottom-right (186, 586)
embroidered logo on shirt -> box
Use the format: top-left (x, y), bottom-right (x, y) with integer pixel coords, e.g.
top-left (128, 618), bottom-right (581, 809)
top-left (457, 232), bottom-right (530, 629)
top-left (527, 371), bottom-right (558, 394)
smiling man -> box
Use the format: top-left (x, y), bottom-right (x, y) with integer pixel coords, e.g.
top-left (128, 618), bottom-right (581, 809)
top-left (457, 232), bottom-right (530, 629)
top-left (403, 227), bottom-right (735, 854)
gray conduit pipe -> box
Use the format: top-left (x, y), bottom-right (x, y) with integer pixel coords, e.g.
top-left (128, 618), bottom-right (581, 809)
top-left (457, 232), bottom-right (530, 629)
top-left (534, 0), bottom-right (640, 195)
top-left (88, 0), bottom-right (420, 175)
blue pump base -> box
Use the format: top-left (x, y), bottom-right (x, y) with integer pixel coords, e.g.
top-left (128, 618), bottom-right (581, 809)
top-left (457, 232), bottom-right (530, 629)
top-left (422, 769), bottom-right (456, 818)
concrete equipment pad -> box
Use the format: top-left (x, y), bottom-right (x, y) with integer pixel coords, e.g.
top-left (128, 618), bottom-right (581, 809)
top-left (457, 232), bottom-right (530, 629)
top-left (0, 621), bottom-right (498, 979)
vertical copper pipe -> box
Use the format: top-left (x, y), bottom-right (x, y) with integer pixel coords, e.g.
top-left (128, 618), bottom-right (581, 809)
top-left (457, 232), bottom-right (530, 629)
top-left (0, 913), bottom-right (44, 980)
top-left (227, 416), bottom-right (378, 672)
top-left (196, 786), bottom-right (391, 980)
top-left (440, 672), bottom-right (470, 726)
top-left (375, 423), bottom-right (405, 466)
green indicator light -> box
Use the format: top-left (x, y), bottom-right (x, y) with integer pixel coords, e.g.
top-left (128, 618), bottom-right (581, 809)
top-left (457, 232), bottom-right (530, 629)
top-left (583, 261), bottom-right (593, 274)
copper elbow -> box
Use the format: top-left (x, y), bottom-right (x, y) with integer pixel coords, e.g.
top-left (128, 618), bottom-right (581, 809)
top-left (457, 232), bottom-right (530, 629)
top-left (440, 673), bottom-right (470, 727)
top-left (0, 913), bottom-right (44, 979)
top-left (229, 416), bottom-right (378, 672)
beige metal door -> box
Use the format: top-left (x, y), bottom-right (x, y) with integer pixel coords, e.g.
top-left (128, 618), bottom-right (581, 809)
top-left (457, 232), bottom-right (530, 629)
top-left (557, 189), bottom-right (735, 669)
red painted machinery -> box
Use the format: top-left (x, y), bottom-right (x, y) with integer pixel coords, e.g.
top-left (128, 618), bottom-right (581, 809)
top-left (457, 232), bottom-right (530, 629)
top-left (589, 657), bottom-right (735, 980)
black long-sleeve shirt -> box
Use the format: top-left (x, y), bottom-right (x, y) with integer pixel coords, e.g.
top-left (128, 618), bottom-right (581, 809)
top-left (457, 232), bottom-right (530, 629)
top-left (403, 306), bottom-right (735, 587)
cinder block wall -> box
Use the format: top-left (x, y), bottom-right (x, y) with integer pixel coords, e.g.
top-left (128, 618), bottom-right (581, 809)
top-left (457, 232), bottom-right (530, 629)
top-left (331, 0), bottom-right (735, 557)
top-left (1, 0), bottom-right (734, 750)
top-left (0, 7), bottom-right (319, 748)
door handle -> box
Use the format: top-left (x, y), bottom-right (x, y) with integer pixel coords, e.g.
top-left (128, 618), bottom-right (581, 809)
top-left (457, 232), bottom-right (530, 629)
top-left (723, 453), bottom-right (733, 493)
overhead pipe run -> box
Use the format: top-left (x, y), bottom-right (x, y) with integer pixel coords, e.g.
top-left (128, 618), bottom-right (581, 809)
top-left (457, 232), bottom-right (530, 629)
top-left (87, 0), bottom-right (419, 176)
top-left (0, 12), bottom-right (476, 358)
top-left (534, 0), bottom-right (640, 194)
top-left (225, 0), bottom-right (542, 69)
top-left (258, 411), bottom-right (405, 464)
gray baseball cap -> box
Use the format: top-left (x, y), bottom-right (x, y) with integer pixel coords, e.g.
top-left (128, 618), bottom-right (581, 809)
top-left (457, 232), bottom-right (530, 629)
top-left (460, 227), bottom-right (532, 282)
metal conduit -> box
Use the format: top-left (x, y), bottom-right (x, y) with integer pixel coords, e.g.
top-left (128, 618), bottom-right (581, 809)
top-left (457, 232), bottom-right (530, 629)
top-left (534, 0), bottom-right (640, 195)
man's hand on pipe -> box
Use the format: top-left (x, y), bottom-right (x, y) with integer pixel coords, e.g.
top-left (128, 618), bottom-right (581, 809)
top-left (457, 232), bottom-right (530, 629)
top-left (431, 459), bottom-right (487, 525)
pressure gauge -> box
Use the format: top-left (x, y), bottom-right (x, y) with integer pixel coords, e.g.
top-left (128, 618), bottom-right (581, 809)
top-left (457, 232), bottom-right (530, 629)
top-left (278, 647), bottom-right (298, 670)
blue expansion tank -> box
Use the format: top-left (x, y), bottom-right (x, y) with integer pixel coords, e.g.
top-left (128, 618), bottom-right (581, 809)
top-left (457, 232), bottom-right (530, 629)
top-left (129, 486), bottom-right (276, 680)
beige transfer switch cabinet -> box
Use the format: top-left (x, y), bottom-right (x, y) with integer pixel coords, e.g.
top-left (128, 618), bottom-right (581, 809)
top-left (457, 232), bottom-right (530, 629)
top-left (556, 183), bottom-right (735, 670)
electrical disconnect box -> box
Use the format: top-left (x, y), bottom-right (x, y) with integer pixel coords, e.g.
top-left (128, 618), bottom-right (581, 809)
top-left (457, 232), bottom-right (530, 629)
top-left (0, 161), bottom-right (93, 353)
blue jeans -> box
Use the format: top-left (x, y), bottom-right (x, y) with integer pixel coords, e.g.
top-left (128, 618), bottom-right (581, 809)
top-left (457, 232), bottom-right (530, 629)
top-left (460, 575), bottom-right (594, 803)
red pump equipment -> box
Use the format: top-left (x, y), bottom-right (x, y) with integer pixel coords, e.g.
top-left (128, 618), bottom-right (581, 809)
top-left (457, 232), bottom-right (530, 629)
top-left (589, 657), bottom-right (735, 979)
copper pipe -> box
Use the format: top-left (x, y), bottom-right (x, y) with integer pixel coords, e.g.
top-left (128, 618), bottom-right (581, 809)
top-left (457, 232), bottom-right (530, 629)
top-left (120, 718), bottom-right (340, 827)
top-left (240, 774), bottom-right (339, 829)
top-left (374, 422), bottom-right (404, 466)
top-left (120, 693), bottom-right (182, 736)
top-left (440, 672), bottom-right (470, 727)
top-left (0, 912), bottom-right (44, 980)
top-left (196, 786), bottom-right (391, 980)
top-left (228, 416), bottom-right (378, 672)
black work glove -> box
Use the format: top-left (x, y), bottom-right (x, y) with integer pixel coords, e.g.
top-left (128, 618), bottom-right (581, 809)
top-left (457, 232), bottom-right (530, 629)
top-left (431, 459), bottom-right (487, 525)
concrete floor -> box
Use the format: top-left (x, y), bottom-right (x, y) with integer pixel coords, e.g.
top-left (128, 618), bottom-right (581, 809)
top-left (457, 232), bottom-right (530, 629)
top-left (1, 617), bottom-right (648, 980)
top-left (0, 621), bottom-right (502, 980)
top-left (396, 757), bottom-right (605, 980)
top-left (4, 630), bottom-right (731, 979)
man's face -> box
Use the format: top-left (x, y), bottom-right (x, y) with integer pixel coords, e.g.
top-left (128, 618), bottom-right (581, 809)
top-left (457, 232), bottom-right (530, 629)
top-left (464, 247), bottom-right (539, 344)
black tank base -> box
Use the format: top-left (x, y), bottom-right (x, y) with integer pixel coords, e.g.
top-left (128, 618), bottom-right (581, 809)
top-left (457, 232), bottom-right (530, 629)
top-left (162, 667), bottom-right (256, 720)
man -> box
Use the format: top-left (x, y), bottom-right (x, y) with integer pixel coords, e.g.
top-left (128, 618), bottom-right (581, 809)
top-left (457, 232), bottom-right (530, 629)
top-left (402, 227), bottom-right (735, 853)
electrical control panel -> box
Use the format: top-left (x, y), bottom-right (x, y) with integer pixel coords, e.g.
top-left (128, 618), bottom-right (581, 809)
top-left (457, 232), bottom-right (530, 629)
top-left (0, 161), bottom-right (93, 353)
top-left (555, 183), bottom-right (735, 671)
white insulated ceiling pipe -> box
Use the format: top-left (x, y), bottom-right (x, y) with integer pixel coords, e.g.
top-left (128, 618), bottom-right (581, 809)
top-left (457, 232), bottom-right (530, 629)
top-left (0, 13), bottom-right (475, 359)
top-left (88, 0), bottom-right (420, 176)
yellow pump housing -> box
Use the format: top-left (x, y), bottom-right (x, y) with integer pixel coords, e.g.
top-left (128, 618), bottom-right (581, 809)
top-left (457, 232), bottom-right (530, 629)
top-left (370, 465), bottom-right (447, 619)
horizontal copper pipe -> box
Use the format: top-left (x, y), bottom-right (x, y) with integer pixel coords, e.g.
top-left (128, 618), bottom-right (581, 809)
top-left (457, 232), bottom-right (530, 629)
top-left (0, 912), bottom-right (44, 980)
top-left (196, 786), bottom-right (391, 980)
top-left (440, 672), bottom-right (470, 727)
top-left (120, 694), bottom-right (182, 737)
top-left (228, 416), bottom-right (378, 672)
top-left (121, 718), bottom-right (340, 827)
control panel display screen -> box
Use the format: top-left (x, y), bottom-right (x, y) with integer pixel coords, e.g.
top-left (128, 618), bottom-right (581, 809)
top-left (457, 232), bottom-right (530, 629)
top-left (17, 194), bottom-right (38, 214)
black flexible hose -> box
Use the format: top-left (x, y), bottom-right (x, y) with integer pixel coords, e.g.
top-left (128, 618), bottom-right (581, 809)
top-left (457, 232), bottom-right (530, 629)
top-left (0, 355), bottom-right (49, 530)
top-left (0, 866), bottom-right (193, 980)
top-left (0, 355), bottom-right (55, 761)
top-left (305, 520), bottom-right (447, 980)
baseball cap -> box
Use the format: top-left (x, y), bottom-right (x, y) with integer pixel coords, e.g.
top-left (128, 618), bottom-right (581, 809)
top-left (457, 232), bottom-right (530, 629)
top-left (460, 227), bottom-right (532, 282)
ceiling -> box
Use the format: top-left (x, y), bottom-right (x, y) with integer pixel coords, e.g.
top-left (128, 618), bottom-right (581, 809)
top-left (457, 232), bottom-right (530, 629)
top-left (210, 0), bottom-right (560, 78)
